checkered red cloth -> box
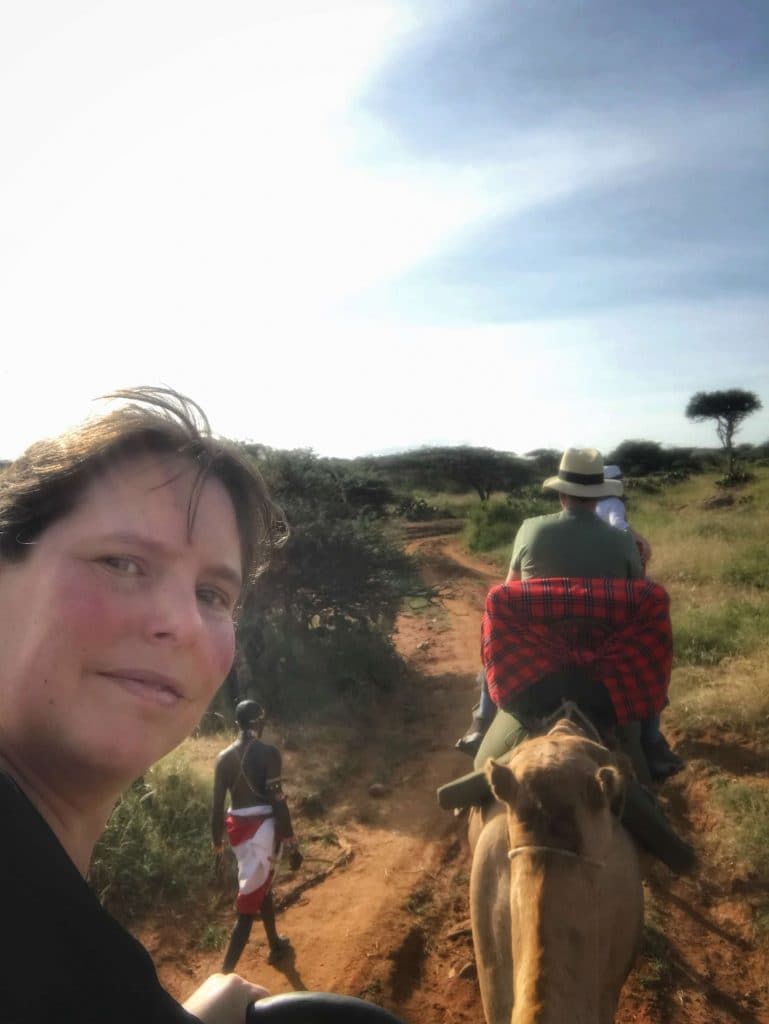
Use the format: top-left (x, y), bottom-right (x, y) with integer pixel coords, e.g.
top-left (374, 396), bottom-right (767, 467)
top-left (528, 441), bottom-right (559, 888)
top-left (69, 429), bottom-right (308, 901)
top-left (481, 578), bottom-right (672, 725)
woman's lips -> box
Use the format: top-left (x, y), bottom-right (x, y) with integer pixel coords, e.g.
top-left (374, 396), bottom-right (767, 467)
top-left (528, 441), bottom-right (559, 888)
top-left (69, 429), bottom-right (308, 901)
top-left (99, 670), bottom-right (185, 707)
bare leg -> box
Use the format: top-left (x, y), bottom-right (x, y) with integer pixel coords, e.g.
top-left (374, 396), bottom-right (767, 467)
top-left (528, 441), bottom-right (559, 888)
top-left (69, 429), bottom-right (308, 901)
top-left (222, 913), bottom-right (253, 973)
top-left (261, 891), bottom-right (291, 962)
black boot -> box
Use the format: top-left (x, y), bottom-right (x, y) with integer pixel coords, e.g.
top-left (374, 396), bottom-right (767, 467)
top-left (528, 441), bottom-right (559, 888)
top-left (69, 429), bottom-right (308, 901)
top-left (622, 779), bottom-right (696, 873)
top-left (455, 711), bottom-right (492, 757)
top-left (644, 734), bottom-right (684, 780)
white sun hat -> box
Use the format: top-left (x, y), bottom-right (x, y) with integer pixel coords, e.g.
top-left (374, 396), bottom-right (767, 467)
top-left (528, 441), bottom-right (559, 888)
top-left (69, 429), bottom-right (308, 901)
top-left (543, 449), bottom-right (623, 498)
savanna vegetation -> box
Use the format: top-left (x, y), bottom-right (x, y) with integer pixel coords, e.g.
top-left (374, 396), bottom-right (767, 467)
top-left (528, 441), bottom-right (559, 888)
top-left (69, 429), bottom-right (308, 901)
top-left (88, 434), bottom-right (769, 949)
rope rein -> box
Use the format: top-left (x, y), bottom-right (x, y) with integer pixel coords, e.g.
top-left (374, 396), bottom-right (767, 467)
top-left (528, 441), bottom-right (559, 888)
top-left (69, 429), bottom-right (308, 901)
top-left (508, 845), bottom-right (606, 869)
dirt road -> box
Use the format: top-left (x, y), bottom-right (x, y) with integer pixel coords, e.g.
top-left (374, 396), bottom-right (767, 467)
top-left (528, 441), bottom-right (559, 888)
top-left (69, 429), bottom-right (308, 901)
top-left (149, 530), bottom-right (768, 1023)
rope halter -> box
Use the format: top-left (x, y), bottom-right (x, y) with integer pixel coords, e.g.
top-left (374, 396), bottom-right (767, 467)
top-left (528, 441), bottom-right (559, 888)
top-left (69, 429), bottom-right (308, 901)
top-left (508, 845), bottom-right (606, 869)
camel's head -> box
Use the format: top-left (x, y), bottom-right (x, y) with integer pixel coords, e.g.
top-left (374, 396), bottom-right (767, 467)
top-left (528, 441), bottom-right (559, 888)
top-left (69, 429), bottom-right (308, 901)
top-left (485, 722), bottom-right (629, 862)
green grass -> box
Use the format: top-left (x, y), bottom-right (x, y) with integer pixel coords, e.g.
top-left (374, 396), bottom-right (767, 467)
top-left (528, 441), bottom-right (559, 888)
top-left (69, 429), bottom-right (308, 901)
top-left (615, 469), bottom-right (769, 738)
top-left (405, 883), bottom-right (434, 917)
top-left (408, 489), bottom-right (480, 520)
top-left (669, 652), bottom-right (769, 738)
top-left (672, 597), bottom-right (769, 666)
top-left (90, 755), bottom-right (214, 921)
top-left (722, 544), bottom-right (769, 589)
top-left (635, 892), bottom-right (676, 993)
top-left (197, 921), bottom-right (229, 952)
top-left (708, 773), bottom-right (769, 940)
top-left (637, 925), bottom-right (675, 992)
top-left (753, 905), bottom-right (769, 939)
top-left (711, 776), bottom-right (769, 876)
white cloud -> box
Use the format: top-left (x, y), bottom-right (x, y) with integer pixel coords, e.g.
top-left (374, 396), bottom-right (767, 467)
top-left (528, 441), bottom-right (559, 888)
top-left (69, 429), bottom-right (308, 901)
top-left (0, 3), bottom-right (766, 461)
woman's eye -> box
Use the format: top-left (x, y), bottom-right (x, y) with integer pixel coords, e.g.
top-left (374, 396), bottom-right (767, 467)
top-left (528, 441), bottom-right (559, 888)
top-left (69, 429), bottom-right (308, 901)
top-left (197, 586), bottom-right (234, 612)
top-left (101, 555), bottom-right (141, 575)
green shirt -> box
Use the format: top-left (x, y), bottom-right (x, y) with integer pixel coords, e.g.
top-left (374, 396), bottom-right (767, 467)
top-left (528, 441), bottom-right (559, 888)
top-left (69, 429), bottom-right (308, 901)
top-left (509, 506), bottom-right (643, 580)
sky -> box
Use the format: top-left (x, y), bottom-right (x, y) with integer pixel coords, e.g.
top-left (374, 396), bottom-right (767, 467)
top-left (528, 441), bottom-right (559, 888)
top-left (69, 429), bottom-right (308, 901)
top-left (1, 0), bottom-right (767, 460)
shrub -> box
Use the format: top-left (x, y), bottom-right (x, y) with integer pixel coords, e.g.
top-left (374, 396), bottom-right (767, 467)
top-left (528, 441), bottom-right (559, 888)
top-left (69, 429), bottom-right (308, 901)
top-left (463, 494), bottom-right (550, 553)
top-left (215, 447), bottom-right (419, 722)
top-left (608, 440), bottom-right (669, 475)
top-left (715, 469), bottom-right (756, 488)
top-left (394, 497), bottom-right (444, 521)
top-left (90, 759), bottom-right (213, 920)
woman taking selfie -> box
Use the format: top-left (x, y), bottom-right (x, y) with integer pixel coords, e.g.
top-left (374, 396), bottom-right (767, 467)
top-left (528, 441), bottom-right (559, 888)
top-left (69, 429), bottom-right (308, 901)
top-left (0, 388), bottom-right (279, 1023)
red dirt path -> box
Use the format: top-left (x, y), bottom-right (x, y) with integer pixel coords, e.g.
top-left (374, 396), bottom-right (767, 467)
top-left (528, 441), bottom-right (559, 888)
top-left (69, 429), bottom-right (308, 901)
top-left (142, 529), bottom-right (769, 1023)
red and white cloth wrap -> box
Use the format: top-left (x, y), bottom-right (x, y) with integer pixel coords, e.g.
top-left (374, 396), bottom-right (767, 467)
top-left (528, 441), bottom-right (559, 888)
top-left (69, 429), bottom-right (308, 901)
top-left (225, 805), bottom-right (277, 915)
top-left (481, 578), bottom-right (673, 725)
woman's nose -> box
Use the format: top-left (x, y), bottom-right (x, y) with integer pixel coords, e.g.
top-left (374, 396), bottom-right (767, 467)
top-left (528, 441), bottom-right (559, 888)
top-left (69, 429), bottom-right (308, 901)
top-left (147, 577), bottom-right (203, 645)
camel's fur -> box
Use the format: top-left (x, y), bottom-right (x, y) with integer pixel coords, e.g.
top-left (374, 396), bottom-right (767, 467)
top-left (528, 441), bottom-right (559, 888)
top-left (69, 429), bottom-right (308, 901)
top-left (469, 718), bottom-right (643, 1024)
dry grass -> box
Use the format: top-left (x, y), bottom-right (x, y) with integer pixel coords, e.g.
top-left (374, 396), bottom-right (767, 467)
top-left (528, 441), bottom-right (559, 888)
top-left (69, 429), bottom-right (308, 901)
top-left (630, 468), bottom-right (769, 740)
top-left (669, 653), bottom-right (769, 739)
top-left (709, 774), bottom-right (769, 876)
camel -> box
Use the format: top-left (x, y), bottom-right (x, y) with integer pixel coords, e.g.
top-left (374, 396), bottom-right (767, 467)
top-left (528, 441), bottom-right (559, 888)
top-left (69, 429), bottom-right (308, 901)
top-left (468, 718), bottom-right (643, 1024)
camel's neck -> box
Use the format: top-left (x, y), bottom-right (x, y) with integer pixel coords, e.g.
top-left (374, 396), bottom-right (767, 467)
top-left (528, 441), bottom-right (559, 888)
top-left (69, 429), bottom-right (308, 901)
top-left (509, 860), bottom-right (603, 1024)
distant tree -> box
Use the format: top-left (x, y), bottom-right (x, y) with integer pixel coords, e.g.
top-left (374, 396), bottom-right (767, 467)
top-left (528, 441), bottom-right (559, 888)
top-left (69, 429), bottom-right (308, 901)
top-left (369, 446), bottom-right (533, 502)
top-left (685, 389), bottom-right (763, 475)
top-left (608, 440), bottom-right (669, 476)
top-left (524, 449), bottom-right (561, 478)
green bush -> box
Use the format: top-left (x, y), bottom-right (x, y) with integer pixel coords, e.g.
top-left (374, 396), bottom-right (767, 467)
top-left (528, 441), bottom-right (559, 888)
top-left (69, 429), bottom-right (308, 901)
top-left (394, 497), bottom-right (445, 520)
top-left (463, 500), bottom-right (519, 553)
top-left (241, 615), bottom-right (406, 718)
top-left (464, 495), bottom-right (551, 553)
top-left (90, 760), bottom-right (213, 920)
top-left (715, 469), bottom-right (756, 488)
top-left (213, 447), bottom-right (419, 722)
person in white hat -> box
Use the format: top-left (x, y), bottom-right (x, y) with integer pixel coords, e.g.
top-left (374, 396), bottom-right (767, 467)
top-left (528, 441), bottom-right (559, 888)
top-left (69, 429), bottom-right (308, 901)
top-left (506, 448), bottom-right (641, 582)
top-left (597, 464), bottom-right (652, 571)
top-left (596, 465), bottom-right (681, 777)
top-left (450, 448), bottom-right (692, 870)
top-left (456, 449), bottom-right (641, 755)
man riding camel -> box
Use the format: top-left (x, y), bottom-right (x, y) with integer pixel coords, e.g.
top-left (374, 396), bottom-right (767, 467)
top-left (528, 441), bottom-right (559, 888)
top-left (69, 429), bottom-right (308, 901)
top-left (458, 448), bottom-right (682, 779)
top-left (445, 448), bottom-right (694, 873)
top-left (212, 699), bottom-right (303, 973)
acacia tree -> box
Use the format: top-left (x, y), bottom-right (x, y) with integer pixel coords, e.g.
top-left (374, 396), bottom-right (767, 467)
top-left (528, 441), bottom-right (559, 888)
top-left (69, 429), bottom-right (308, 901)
top-left (685, 389), bottom-right (762, 475)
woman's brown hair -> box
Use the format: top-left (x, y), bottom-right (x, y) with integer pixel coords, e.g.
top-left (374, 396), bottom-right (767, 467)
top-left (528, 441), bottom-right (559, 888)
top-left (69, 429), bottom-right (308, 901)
top-left (0, 387), bottom-right (284, 590)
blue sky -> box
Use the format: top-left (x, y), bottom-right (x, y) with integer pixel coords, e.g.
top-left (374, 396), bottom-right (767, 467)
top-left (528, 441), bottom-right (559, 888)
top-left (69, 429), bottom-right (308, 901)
top-left (1, 1), bottom-right (766, 459)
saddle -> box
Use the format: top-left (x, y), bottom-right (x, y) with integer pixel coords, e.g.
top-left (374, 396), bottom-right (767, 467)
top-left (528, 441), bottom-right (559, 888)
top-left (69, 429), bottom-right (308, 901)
top-left (437, 700), bottom-right (695, 874)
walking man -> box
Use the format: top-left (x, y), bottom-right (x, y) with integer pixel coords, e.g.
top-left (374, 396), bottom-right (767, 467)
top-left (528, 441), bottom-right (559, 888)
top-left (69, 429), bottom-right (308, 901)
top-left (212, 700), bottom-right (302, 973)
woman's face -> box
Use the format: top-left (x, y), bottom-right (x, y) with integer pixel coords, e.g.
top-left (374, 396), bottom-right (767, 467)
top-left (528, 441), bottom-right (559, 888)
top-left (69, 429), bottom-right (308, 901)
top-left (0, 455), bottom-right (242, 789)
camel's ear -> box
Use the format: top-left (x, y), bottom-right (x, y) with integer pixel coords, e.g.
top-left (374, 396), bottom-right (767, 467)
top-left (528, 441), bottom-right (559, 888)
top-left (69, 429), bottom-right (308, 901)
top-left (486, 759), bottom-right (518, 806)
top-left (586, 765), bottom-right (625, 816)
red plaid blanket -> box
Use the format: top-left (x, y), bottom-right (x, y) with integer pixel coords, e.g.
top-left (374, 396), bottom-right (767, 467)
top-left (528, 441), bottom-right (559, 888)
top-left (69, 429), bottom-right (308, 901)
top-left (481, 578), bottom-right (672, 725)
